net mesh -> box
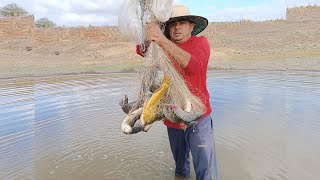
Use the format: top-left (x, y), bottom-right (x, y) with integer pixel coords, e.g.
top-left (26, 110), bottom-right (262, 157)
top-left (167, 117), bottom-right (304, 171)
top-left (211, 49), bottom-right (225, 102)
top-left (138, 42), bottom-right (206, 116)
top-left (118, 0), bottom-right (206, 121)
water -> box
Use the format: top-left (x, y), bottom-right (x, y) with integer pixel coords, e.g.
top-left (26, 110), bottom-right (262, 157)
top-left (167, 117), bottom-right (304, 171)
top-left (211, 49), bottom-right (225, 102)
top-left (0, 71), bottom-right (319, 180)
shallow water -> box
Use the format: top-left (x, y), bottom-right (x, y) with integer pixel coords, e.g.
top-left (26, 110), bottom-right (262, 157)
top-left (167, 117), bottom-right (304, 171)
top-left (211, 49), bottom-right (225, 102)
top-left (0, 71), bottom-right (319, 180)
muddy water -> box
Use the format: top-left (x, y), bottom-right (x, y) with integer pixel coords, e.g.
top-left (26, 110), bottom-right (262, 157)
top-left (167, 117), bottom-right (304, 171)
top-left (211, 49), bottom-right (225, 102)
top-left (0, 71), bottom-right (319, 180)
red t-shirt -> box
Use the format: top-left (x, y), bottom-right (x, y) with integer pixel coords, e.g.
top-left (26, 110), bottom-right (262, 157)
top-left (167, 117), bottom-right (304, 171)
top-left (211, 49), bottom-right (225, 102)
top-left (136, 35), bottom-right (212, 129)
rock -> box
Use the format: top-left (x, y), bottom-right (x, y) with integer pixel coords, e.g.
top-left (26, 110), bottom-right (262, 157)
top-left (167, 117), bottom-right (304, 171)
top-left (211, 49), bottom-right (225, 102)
top-left (26, 46), bottom-right (32, 51)
top-left (54, 51), bottom-right (59, 55)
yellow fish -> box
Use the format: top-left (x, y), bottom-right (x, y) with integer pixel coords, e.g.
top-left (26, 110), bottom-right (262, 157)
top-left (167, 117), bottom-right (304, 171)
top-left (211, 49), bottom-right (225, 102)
top-left (141, 74), bottom-right (170, 126)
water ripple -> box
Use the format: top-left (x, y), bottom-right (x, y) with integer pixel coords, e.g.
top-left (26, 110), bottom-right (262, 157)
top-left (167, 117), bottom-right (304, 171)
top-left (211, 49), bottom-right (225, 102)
top-left (1, 72), bottom-right (320, 179)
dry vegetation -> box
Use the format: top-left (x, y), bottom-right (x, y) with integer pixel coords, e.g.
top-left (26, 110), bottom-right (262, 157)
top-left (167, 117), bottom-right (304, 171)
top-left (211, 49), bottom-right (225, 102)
top-left (0, 6), bottom-right (320, 78)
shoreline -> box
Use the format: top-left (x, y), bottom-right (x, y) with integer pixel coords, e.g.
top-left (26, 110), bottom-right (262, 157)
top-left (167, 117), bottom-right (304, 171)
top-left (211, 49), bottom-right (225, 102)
top-left (1, 49), bottom-right (319, 81)
top-left (209, 57), bottom-right (320, 71)
top-left (1, 66), bottom-right (319, 81)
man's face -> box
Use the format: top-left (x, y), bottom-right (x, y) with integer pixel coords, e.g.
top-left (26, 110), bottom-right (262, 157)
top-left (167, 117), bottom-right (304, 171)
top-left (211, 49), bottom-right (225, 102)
top-left (168, 20), bottom-right (195, 44)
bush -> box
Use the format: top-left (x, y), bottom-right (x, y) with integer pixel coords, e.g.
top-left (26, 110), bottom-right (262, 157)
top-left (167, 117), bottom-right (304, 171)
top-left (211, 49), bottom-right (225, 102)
top-left (35, 17), bottom-right (56, 28)
top-left (0, 3), bottom-right (28, 17)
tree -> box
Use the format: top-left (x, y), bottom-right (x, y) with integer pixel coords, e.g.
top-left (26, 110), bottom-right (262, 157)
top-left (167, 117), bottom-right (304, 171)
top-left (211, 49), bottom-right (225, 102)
top-left (0, 3), bottom-right (28, 17)
top-left (35, 17), bottom-right (56, 28)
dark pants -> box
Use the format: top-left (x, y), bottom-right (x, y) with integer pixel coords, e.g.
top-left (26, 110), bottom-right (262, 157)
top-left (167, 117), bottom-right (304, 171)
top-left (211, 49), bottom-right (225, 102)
top-left (167, 115), bottom-right (218, 180)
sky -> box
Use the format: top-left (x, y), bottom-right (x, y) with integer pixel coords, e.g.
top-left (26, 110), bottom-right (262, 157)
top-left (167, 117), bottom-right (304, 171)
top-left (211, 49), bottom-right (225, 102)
top-left (0, 0), bottom-right (319, 26)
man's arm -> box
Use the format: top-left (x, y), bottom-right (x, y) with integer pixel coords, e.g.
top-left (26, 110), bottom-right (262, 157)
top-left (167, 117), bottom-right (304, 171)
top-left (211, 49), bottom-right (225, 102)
top-left (183, 37), bottom-right (210, 75)
top-left (158, 38), bottom-right (191, 68)
top-left (146, 23), bottom-right (191, 68)
top-left (136, 41), bottom-right (151, 57)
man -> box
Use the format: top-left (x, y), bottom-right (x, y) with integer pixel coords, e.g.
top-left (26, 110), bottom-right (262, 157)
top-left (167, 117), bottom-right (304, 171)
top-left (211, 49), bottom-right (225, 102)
top-left (139, 5), bottom-right (218, 180)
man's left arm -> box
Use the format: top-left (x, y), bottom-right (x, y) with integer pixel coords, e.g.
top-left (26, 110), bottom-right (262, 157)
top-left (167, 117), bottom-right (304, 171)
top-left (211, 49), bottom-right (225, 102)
top-left (183, 37), bottom-right (210, 75)
top-left (146, 23), bottom-right (191, 68)
top-left (158, 38), bottom-right (191, 68)
top-left (146, 23), bottom-right (210, 73)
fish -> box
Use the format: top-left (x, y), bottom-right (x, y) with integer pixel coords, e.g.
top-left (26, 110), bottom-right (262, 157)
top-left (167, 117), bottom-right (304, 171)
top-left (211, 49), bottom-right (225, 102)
top-left (141, 74), bottom-right (170, 126)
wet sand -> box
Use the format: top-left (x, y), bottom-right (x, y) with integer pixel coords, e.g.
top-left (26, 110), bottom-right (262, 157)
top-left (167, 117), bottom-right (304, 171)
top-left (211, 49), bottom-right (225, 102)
top-left (1, 46), bottom-right (319, 80)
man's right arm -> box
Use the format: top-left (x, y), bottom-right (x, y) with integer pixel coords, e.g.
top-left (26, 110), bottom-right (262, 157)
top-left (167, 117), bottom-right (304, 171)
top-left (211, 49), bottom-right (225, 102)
top-left (136, 41), bottom-right (150, 57)
top-left (136, 45), bottom-right (145, 57)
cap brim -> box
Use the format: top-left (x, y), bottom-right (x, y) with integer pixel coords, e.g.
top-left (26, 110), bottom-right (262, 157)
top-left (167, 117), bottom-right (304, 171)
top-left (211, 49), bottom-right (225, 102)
top-left (166, 15), bottom-right (208, 35)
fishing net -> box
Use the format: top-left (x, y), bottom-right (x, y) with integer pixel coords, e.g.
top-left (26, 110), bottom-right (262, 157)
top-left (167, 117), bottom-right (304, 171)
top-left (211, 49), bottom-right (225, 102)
top-left (118, 0), bottom-right (206, 123)
top-left (118, 0), bottom-right (144, 44)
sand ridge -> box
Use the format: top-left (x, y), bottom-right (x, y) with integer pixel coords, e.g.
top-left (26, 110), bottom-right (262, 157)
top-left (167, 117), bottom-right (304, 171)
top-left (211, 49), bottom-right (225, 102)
top-left (0, 6), bottom-right (320, 79)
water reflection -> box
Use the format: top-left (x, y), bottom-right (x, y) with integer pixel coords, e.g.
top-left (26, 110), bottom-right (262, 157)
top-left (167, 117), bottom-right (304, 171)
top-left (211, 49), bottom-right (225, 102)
top-left (0, 71), bottom-right (319, 180)
top-left (208, 71), bottom-right (320, 180)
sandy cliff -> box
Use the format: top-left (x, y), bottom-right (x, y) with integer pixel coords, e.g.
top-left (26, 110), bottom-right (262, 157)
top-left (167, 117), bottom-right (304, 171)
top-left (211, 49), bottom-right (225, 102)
top-left (0, 6), bottom-right (319, 78)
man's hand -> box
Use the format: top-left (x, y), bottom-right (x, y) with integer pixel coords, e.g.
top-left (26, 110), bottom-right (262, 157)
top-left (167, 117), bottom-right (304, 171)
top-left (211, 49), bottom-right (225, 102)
top-left (146, 23), bottom-right (166, 45)
top-left (145, 22), bottom-right (191, 69)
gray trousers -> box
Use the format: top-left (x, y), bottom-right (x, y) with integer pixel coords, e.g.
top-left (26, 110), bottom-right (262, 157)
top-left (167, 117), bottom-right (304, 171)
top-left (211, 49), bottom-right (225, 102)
top-left (167, 115), bottom-right (218, 180)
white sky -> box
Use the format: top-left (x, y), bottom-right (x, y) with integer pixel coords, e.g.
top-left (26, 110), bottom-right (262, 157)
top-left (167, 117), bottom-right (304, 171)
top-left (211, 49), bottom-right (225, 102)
top-left (0, 0), bottom-right (319, 26)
